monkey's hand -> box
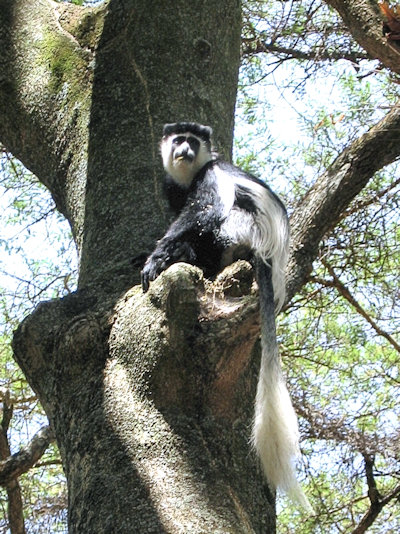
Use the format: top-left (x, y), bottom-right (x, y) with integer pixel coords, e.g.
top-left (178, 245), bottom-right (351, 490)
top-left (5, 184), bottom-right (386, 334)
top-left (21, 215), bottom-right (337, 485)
top-left (141, 241), bottom-right (197, 292)
top-left (141, 254), bottom-right (167, 293)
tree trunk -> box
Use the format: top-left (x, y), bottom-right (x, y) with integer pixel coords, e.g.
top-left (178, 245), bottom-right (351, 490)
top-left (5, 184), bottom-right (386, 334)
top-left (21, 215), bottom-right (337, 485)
top-left (13, 261), bottom-right (274, 533)
top-left (2, 1), bottom-right (276, 532)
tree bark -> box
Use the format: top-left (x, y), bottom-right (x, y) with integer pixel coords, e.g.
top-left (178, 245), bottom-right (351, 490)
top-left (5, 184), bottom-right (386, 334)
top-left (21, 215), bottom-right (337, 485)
top-left (13, 262), bottom-right (275, 533)
top-left (326, 0), bottom-right (400, 75)
top-left (0, 0), bottom-right (241, 287)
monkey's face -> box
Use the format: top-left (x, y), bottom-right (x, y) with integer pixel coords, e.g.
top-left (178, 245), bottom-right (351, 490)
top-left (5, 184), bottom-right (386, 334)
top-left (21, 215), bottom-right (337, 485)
top-left (171, 135), bottom-right (200, 164)
top-left (161, 132), bottom-right (212, 187)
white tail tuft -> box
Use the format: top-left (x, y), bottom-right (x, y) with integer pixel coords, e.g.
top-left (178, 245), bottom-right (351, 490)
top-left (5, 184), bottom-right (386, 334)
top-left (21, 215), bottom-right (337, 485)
top-left (252, 343), bottom-right (313, 512)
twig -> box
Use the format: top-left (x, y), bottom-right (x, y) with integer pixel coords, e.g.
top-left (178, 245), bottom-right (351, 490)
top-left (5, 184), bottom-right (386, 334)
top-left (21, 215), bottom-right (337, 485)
top-left (320, 259), bottom-right (400, 354)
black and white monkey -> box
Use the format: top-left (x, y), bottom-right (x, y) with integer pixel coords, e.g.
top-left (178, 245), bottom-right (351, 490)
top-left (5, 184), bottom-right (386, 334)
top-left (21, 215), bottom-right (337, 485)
top-left (141, 122), bottom-right (310, 508)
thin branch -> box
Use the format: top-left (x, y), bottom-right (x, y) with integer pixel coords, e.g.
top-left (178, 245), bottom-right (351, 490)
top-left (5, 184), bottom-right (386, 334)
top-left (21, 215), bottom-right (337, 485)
top-left (294, 397), bottom-right (382, 456)
top-left (0, 391), bottom-right (13, 435)
top-left (242, 38), bottom-right (368, 63)
top-left (0, 389), bottom-right (37, 406)
top-left (342, 176), bottom-right (400, 218)
top-left (351, 454), bottom-right (400, 534)
top-left (0, 394), bottom-right (26, 534)
top-left (321, 259), bottom-right (400, 354)
top-left (0, 425), bottom-right (55, 487)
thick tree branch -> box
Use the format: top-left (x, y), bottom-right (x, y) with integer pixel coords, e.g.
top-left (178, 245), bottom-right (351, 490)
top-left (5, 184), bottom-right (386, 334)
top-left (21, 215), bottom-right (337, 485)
top-left (287, 102), bottom-right (400, 302)
top-left (326, 0), bottom-right (400, 75)
top-left (0, 0), bottom-right (97, 239)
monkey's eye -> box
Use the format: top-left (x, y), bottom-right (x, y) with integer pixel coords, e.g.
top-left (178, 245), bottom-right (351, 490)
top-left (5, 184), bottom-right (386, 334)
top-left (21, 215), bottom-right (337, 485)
top-left (186, 136), bottom-right (200, 151)
top-left (172, 136), bottom-right (187, 145)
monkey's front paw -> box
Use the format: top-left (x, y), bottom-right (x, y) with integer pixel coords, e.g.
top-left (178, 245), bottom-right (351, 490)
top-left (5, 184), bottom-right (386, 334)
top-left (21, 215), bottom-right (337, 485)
top-left (141, 242), bottom-right (196, 292)
top-left (141, 257), bottom-right (167, 292)
top-left (141, 264), bottom-right (154, 293)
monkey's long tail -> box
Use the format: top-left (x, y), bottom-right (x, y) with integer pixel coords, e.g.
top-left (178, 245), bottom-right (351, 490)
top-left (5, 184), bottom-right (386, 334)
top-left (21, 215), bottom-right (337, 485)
top-left (253, 259), bottom-right (312, 512)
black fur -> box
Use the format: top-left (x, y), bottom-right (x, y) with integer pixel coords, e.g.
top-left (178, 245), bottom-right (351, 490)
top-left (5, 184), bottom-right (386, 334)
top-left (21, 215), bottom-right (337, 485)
top-left (141, 161), bottom-right (232, 291)
top-left (163, 122), bottom-right (212, 143)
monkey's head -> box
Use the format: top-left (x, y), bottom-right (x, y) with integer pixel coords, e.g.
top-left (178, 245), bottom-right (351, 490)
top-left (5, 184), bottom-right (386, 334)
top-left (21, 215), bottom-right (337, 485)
top-left (161, 122), bottom-right (213, 187)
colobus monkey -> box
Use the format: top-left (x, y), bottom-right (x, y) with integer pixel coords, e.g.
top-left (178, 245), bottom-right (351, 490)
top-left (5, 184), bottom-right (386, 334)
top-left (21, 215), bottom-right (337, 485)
top-left (141, 122), bottom-right (311, 509)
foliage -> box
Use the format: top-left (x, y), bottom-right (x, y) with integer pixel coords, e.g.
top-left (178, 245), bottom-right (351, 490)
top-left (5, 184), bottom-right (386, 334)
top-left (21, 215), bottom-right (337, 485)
top-left (0, 147), bottom-right (76, 532)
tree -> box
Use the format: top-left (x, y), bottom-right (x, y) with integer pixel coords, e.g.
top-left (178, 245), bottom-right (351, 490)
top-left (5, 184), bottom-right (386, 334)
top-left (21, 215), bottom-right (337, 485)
top-left (1, 0), bottom-right (399, 532)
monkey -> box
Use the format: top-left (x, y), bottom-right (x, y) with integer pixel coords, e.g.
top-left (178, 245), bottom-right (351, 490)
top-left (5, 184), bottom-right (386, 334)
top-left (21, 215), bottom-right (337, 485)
top-left (141, 122), bottom-right (311, 509)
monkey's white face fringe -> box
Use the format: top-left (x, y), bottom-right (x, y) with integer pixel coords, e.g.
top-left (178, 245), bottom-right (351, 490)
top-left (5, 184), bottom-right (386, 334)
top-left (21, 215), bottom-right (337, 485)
top-left (161, 134), bottom-right (212, 188)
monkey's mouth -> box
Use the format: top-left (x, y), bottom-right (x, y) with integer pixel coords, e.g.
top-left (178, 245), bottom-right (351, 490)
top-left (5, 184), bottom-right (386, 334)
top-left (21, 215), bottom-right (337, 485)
top-left (174, 154), bottom-right (194, 163)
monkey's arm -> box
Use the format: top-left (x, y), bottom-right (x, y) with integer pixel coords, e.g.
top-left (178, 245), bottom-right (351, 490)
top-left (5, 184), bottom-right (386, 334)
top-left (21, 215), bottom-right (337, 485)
top-left (141, 180), bottom-right (221, 292)
top-left (141, 224), bottom-right (197, 292)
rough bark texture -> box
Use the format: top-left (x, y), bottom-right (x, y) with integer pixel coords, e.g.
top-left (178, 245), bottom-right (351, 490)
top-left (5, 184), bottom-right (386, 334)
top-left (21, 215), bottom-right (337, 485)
top-left (0, 0), bottom-right (240, 288)
top-left (13, 262), bottom-right (274, 533)
top-left (3, 0), bottom-right (400, 532)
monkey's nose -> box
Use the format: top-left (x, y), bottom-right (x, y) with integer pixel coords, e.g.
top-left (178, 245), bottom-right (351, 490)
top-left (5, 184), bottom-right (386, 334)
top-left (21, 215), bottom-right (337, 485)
top-left (175, 147), bottom-right (194, 162)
